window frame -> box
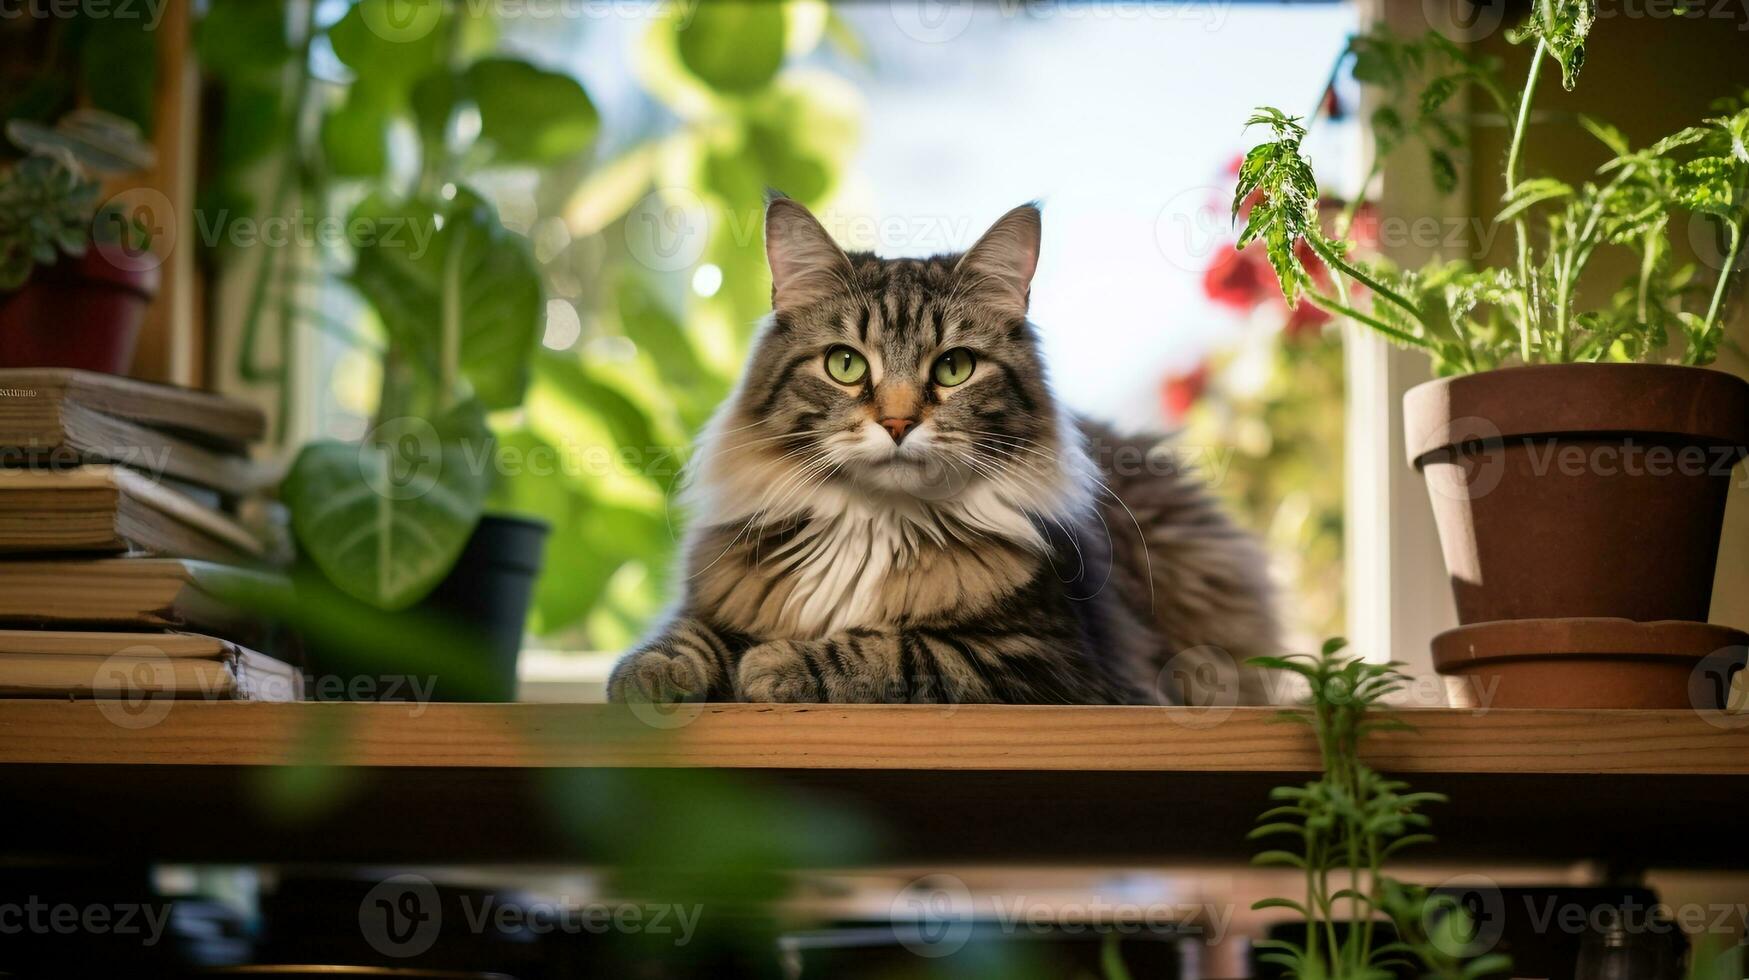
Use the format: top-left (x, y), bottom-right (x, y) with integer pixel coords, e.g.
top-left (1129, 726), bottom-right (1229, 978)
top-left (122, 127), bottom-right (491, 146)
top-left (1341, 0), bottom-right (1463, 675)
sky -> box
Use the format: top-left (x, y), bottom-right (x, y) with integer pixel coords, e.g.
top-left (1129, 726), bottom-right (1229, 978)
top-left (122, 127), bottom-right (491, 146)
top-left (538, 1), bottom-right (1360, 429)
top-left (837, 2), bottom-right (1358, 427)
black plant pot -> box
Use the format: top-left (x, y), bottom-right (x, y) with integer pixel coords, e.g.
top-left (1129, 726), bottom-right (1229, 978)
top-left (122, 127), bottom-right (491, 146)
top-left (298, 514), bottom-right (548, 703)
top-left (415, 513), bottom-right (548, 702)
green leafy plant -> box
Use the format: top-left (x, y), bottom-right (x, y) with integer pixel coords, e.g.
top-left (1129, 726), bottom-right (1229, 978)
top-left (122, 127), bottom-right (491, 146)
top-left (1247, 639), bottom-right (1510, 979)
top-left (1235, 1), bottom-right (1749, 374)
top-left (0, 110), bottom-right (153, 290)
top-left (227, 1), bottom-right (579, 610)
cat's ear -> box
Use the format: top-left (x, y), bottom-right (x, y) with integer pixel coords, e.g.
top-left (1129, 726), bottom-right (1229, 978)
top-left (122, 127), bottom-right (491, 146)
top-left (955, 203), bottom-right (1041, 320)
top-left (765, 195), bottom-right (853, 313)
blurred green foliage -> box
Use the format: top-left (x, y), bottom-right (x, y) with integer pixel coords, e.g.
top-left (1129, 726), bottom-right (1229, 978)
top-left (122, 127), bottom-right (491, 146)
top-left (0, 9), bottom-right (158, 137)
top-left (196, 1), bottom-right (861, 644)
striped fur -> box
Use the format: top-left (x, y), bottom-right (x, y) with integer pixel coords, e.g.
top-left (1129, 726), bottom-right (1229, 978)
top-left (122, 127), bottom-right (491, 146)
top-left (608, 200), bottom-right (1278, 705)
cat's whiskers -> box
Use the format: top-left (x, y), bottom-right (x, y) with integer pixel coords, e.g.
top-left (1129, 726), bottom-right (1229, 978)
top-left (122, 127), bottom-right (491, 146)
top-left (966, 445), bottom-right (1106, 592)
top-left (721, 427), bottom-right (833, 455)
top-left (961, 434), bottom-right (1128, 599)
top-left (690, 447), bottom-right (838, 579)
top-left (749, 452), bottom-right (848, 562)
top-left (674, 417), bottom-right (787, 488)
top-left (767, 456), bottom-right (854, 570)
top-left (748, 450), bottom-right (840, 526)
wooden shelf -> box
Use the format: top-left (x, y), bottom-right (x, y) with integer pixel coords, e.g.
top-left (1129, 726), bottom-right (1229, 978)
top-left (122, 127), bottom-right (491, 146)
top-left (2, 702), bottom-right (1744, 867)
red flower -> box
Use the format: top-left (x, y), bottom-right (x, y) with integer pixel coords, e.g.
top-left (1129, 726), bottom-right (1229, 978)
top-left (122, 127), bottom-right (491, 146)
top-left (1293, 237), bottom-right (1333, 291)
top-left (1162, 363), bottom-right (1210, 421)
top-left (1283, 297), bottom-right (1333, 340)
top-left (1202, 243), bottom-right (1271, 310)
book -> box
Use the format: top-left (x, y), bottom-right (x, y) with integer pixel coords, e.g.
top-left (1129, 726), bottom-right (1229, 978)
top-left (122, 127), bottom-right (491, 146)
top-left (0, 558), bottom-right (285, 632)
top-left (0, 629), bottom-right (301, 701)
top-left (0, 393), bottom-right (271, 497)
top-left (0, 368), bottom-right (265, 446)
top-left (0, 465), bottom-right (267, 563)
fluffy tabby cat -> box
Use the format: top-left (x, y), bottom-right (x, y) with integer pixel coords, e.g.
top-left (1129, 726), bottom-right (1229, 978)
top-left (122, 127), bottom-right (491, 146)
top-left (607, 198), bottom-right (1277, 705)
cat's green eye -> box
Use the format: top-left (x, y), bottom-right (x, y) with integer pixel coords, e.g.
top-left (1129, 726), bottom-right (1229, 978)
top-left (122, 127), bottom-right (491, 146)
top-left (932, 348), bottom-right (976, 387)
top-left (824, 345), bottom-right (868, 385)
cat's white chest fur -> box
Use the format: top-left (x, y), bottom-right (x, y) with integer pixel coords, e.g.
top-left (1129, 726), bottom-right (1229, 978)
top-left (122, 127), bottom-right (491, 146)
top-left (762, 484), bottom-right (1045, 637)
top-left (766, 505), bottom-right (915, 635)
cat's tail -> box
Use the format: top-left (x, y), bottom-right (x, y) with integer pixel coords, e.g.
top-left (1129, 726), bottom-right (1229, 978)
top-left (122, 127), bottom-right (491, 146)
top-left (1078, 419), bottom-right (1282, 706)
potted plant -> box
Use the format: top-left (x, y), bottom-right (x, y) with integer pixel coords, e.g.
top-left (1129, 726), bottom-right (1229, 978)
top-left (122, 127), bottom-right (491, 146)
top-left (208, 1), bottom-right (602, 700)
top-left (1235, 2), bottom-right (1749, 707)
top-left (0, 110), bottom-right (159, 374)
top-left (279, 187), bottom-right (549, 702)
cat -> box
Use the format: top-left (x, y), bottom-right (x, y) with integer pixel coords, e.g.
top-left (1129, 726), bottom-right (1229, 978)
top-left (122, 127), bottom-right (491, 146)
top-left (607, 196), bottom-right (1278, 705)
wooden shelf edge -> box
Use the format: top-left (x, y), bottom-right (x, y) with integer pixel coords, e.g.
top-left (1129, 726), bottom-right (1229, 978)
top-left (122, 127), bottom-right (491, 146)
top-left (1, 702), bottom-right (1745, 774)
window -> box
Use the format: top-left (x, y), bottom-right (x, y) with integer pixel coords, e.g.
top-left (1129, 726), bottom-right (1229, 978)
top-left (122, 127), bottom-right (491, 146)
top-left (228, 1), bottom-right (1426, 693)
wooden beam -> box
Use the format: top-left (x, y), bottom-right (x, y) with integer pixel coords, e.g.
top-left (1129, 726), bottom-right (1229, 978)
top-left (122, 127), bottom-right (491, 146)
top-left (128, 0), bottom-right (203, 386)
top-left (1, 703), bottom-right (1744, 775)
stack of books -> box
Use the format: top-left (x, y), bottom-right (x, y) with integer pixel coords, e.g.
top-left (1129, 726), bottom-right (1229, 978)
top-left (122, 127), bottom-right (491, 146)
top-left (0, 368), bottom-right (300, 703)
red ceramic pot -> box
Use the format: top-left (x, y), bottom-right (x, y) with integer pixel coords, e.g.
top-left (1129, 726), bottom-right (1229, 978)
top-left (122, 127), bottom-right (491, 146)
top-left (0, 245), bottom-right (160, 374)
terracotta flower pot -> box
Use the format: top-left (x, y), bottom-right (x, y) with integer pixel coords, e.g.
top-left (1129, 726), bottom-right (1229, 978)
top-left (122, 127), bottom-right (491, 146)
top-left (1403, 363), bottom-right (1749, 625)
top-left (0, 246), bottom-right (159, 374)
top-left (1432, 617), bottom-right (1747, 710)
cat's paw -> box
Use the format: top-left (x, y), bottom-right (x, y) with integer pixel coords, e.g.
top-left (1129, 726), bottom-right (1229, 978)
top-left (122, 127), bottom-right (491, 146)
top-left (607, 648), bottom-right (709, 704)
top-left (735, 642), bottom-right (824, 703)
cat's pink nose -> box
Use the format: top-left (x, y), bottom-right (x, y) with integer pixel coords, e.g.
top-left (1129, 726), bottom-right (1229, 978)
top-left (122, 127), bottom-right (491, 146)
top-left (879, 417), bottom-right (917, 443)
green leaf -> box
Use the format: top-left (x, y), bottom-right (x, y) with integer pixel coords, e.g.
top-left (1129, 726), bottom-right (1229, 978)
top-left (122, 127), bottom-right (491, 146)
top-left (1674, 156), bottom-right (1740, 217)
top-left (1419, 75), bottom-right (1461, 116)
top-left (740, 83), bottom-right (856, 204)
top-left (410, 70), bottom-right (461, 160)
top-left (196, 0), bottom-right (293, 81)
top-left (1463, 953), bottom-right (1514, 978)
top-left (349, 190), bottom-right (543, 410)
top-left (1513, 0), bottom-right (1595, 91)
top-left (211, 81), bottom-right (284, 175)
top-left (1643, 126), bottom-right (1708, 160)
top-left (1428, 147), bottom-right (1459, 194)
top-left (283, 402), bottom-right (492, 610)
top-left (328, 0), bottom-right (447, 109)
top-left (320, 93), bottom-right (388, 179)
top-left (675, 1), bottom-right (786, 94)
top-left (1578, 114), bottom-right (1630, 157)
top-left (1328, 888), bottom-right (1379, 908)
top-left (1379, 832), bottom-right (1437, 859)
top-left (464, 58), bottom-right (599, 164)
top-left (617, 277), bottom-right (710, 388)
top-left (1251, 849), bottom-right (1308, 869)
top-left (1497, 176), bottom-right (1574, 222)
top-left (1371, 106), bottom-right (1405, 154)
top-left (0, 153), bottom-right (98, 288)
top-left (1246, 822), bottom-right (1305, 840)
top-left (533, 355), bottom-right (650, 443)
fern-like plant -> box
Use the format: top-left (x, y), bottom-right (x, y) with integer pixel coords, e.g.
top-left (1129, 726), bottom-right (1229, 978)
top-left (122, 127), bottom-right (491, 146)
top-left (1247, 639), bottom-right (1510, 980)
top-left (1235, 0), bottom-right (1749, 375)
